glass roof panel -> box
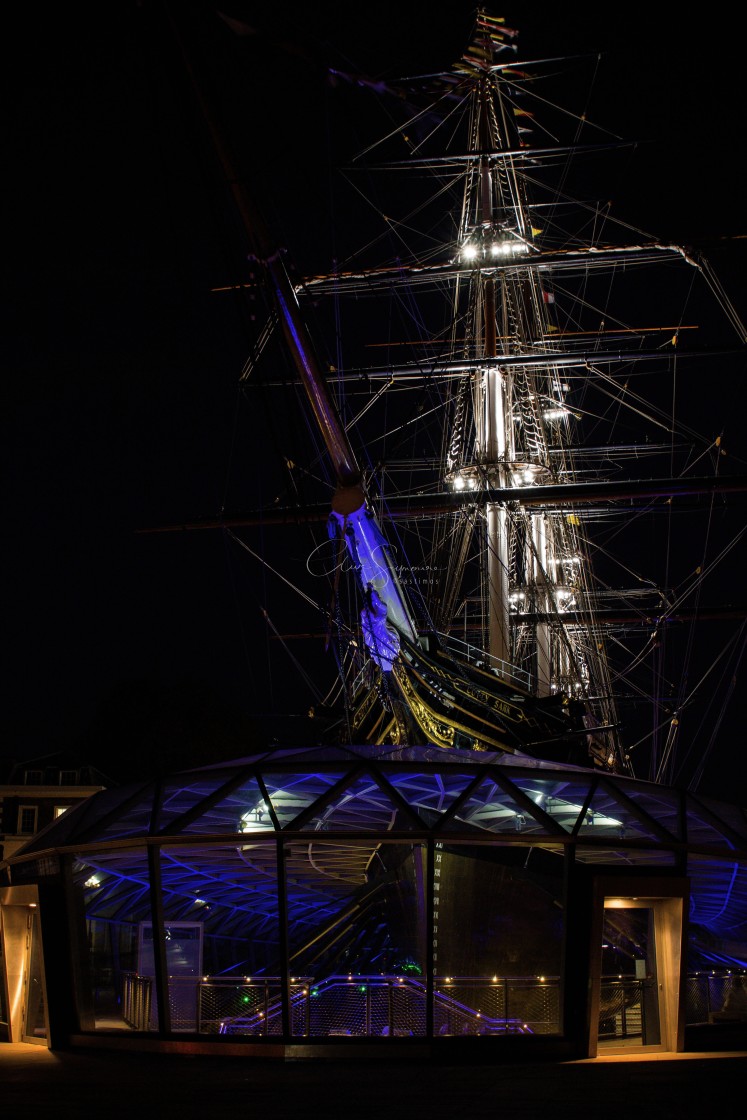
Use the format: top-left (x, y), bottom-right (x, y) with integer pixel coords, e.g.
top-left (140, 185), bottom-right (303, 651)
top-left (685, 796), bottom-right (738, 849)
top-left (175, 776), bottom-right (267, 836)
top-left (618, 783), bottom-right (682, 839)
top-left (261, 771), bottom-right (347, 827)
top-left (87, 798), bottom-right (157, 843)
top-left (299, 774), bottom-right (413, 832)
top-left (693, 798), bottom-right (747, 843)
top-left (156, 775), bottom-right (239, 832)
top-left (508, 775), bottom-right (595, 833)
top-left (576, 784), bottom-right (663, 842)
top-left (10, 752), bottom-right (747, 871)
top-left (386, 770), bottom-right (481, 820)
top-left (55, 784), bottom-right (153, 844)
top-left (443, 776), bottom-right (552, 835)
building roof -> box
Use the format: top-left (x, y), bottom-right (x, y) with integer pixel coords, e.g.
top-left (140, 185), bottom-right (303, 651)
top-left (7, 745), bottom-right (747, 967)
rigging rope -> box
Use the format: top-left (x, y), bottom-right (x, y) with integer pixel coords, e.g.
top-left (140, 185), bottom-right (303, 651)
top-left (684, 621), bottom-right (747, 791)
top-left (655, 623), bottom-right (746, 785)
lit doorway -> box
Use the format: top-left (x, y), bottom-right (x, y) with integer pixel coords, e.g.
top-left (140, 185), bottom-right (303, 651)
top-left (0, 889), bottom-right (49, 1046)
top-left (589, 886), bottom-right (685, 1056)
top-left (22, 907), bottom-right (47, 1044)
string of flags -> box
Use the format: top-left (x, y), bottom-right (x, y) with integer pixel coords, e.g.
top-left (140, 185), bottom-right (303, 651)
top-left (458, 12), bottom-right (519, 71)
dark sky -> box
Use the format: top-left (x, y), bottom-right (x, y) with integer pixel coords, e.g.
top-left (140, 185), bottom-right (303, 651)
top-left (5, 3), bottom-right (746, 791)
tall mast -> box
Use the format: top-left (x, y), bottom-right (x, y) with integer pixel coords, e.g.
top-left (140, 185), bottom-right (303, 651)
top-left (475, 75), bottom-right (512, 672)
top-left (444, 14), bottom-right (619, 762)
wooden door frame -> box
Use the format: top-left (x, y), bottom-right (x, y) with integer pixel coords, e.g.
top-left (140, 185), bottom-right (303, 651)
top-left (587, 875), bottom-right (687, 1057)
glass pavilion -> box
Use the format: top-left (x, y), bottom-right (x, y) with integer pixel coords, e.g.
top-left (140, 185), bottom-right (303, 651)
top-left (2, 744), bottom-right (746, 1057)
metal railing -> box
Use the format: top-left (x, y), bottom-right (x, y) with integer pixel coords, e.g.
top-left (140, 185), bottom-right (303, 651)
top-left (198, 977), bottom-right (292, 1036)
top-left (433, 976), bottom-right (555, 1035)
top-left (122, 973), bottom-right (152, 1031)
top-left (685, 972), bottom-right (747, 1024)
top-left (436, 633), bottom-right (532, 691)
top-left (598, 978), bottom-right (645, 1040)
top-left (198, 974), bottom-right (556, 1037)
top-left (348, 633), bottom-right (532, 701)
top-left (121, 970), bottom-right (747, 1038)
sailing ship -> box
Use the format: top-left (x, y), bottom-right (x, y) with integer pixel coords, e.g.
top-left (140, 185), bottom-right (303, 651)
top-left (7, 15), bottom-right (747, 1053)
top-left (184, 10), bottom-right (745, 790)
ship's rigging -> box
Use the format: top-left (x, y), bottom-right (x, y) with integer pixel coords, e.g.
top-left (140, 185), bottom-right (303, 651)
top-left (156, 8), bottom-right (746, 790)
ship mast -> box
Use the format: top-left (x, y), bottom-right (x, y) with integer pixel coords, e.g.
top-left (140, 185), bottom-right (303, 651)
top-left (474, 73), bottom-right (513, 674)
top-left (443, 13), bottom-right (620, 761)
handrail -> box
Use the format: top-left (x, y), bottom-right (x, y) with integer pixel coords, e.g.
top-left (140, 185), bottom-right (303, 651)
top-left (437, 632), bottom-right (532, 690)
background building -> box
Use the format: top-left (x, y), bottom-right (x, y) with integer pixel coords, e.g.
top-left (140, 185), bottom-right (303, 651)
top-left (0, 753), bottom-right (108, 864)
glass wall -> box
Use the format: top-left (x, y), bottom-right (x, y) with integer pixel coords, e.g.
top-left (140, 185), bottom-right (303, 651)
top-left (159, 842), bottom-right (280, 1036)
top-left (432, 843), bottom-right (564, 1034)
top-left (287, 840), bottom-right (427, 1038)
top-left (70, 848), bottom-right (160, 1032)
top-left (685, 855), bottom-right (747, 1025)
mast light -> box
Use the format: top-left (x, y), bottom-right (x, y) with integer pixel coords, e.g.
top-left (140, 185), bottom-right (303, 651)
top-left (461, 235), bottom-right (527, 261)
top-left (450, 471), bottom-right (479, 490)
top-left (491, 239), bottom-right (525, 256)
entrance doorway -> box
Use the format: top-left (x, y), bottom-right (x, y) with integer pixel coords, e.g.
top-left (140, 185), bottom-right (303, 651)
top-left (0, 889), bottom-right (49, 1046)
top-left (589, 883), bottom-right (686, 1056)
top-left (22, 907), bottom-right (47, 1043)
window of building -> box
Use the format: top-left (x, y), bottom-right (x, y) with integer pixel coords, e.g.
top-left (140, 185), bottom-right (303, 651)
top-left (54, 805), bottom-right (71, 818)
top-left (18, 806), bottom-right (38, 834)
top-left (60, 770), bottom-right (79, 785)
top-left (24, 771), bottom-right (43, 785)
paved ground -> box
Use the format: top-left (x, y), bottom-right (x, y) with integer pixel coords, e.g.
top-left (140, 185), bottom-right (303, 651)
top-left (2, 1043), bottom-right (746, 1120)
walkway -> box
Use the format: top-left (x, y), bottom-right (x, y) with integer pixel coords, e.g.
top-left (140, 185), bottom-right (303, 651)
top-left (2, 1043), bottom-right (746, 1119)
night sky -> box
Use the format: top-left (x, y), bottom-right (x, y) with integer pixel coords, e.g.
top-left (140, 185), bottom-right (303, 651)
top-left (5, 4), bottom-right (746, 791)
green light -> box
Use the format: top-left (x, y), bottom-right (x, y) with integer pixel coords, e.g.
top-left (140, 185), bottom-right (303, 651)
top-left (394, 958), bottom-right (422, 976)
